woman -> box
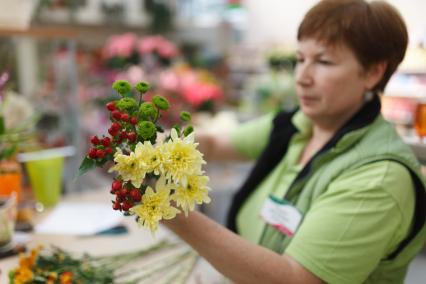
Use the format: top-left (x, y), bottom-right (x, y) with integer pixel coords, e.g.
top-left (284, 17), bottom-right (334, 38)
top-left (164, 0), bottom-right (426, 283)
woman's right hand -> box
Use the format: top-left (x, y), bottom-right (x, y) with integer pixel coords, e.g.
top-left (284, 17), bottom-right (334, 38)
top-left (195, 130), bottom-right (247, 162)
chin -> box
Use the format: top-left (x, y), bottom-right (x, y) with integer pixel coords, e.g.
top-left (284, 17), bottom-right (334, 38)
top-left (300, 104), bottom-right (319, 117)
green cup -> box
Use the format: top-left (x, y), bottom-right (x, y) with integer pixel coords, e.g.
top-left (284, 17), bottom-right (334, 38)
top-left (25, 156), bottom-right (64, 207)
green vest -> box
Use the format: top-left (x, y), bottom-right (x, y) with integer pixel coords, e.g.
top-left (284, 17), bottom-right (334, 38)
top-left (258, 114), bottom-right (426, 282)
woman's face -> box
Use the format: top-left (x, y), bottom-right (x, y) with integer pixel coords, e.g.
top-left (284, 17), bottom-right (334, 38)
top-left (295, 38), bottom-right (371, 126)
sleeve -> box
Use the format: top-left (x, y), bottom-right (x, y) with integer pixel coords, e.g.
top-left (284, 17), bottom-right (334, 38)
top-left (285, 161), bottom-right (415, 284)
top-left (229, 112), bottom-right (275, 160)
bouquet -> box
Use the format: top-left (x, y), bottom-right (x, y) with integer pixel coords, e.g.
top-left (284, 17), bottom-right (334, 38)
top-left (78, 80), bottom-right (211, 232)
top-left (9, 240), bottom-right (198, 284)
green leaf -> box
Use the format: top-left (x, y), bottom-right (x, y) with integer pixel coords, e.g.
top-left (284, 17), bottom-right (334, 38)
top-left (0, 116), bottom-right (4, 135)
top-left (95, 158), bottom-right (108, 167)
top-left (78, 156), bottom-right (97, 176)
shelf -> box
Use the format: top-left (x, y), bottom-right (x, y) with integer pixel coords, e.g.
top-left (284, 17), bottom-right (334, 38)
top-left (0, 22), bottom-right (151, 40)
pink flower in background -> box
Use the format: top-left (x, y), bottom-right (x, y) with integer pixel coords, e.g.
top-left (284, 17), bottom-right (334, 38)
top-left (116, 65), bottom-right (146, 85)
top-left (182, 83), bottom-right (223, 108)
top-left (103, 33), bottom-right (138, 59)
top-left (138, 36), bottom-right (179, 59)
top-left (158, 65), bottom-right (223, 110)
top-left (138, 36), bottom-right (161, 55)
top-left (159, 70), bottom-right (180, 92)
top-left (157, 40), bottom-right (179, 58)
top-left (179, 71), bottom-right (198, 90)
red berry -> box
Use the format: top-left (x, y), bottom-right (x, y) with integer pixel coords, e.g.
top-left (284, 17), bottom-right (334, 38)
top-left (119, 188), bottom-right (128, 198)
top-left (112, 202), bottom-right (121, 211)
top-left (88, 148), bottom-right (97, 159)
top-left (108, 127), bottom-right (117, 136)
top-left (105, 147), bottom-right (113, 154)
top-left (106, 102), bottom-right (116, 111)
top-left (130, 116), bottom-right (138, 125)
top-left (102, 137), bottom-right (111, 147)
top-left (130, 189), bottom-right (141, 202)
top-left (122, 201), bottom-right (133, 211)
top-left (96, 149), bottom-right (105, 159)
top-left (112, 180), bottom-right (122, 191)
top-left (121, 113), bottom-right (129, 122)
top-left (112, 110), bottom-right (122, 120)
top-left (127, 132), bottom-right (136, 142)
top-left (111, 122), bottom-right (121, 131)
top-left (90, 135), bottom-right (100, 145)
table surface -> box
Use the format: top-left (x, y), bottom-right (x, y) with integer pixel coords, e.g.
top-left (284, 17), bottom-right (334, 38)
top-left (0, 188), bottom-right (226, 283)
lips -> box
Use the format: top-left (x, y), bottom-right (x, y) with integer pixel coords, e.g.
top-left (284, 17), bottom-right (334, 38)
top-left (298, 95), bottom-right (319, 104)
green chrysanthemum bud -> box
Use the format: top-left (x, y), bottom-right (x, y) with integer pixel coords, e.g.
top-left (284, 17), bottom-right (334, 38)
top-left (112, 80), bottom-right (132, 96)
top-left (183, 125), bottom-right (194, 137)
top-left (135, 81), bottom-right (150, 94)
top-left (139, 102), bottom-right (158, 120)
top-left (179, 111), bottom-right (191, 122)
top-left (116, 98), bottom-right (138, 112)
top-left (137, 121), bottom-right (156, 140)
top-left (152, 95), bottom-right (170, 110)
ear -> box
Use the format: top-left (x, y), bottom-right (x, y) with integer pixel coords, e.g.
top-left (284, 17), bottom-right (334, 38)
top-left (365, 61), bottom-right (387, 90)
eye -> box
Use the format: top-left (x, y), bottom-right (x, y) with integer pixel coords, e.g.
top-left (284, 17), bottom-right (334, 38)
top-left (318, 59), bottom-right (333, 65)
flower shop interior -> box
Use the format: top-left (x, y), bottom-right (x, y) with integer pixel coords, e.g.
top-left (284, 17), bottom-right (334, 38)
top-left (0, 0), bottom-right (426, 283)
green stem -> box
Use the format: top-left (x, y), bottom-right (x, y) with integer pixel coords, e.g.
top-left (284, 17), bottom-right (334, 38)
top-left (153, 107), bottom-right (160, 123)
top-left (163, 252), bottom-right (198, 284)
top-left (93, 239), bottom-right (173, 262)
top-left (138, 92), bottom-right (143, 107)
top-left (177, 253), bottom-right (199, 284)
top-left (116, 249), bottom-right (193, 284)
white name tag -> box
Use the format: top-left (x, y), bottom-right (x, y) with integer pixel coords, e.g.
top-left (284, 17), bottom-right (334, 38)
top-left (260, 195), bottom-right (303, 237)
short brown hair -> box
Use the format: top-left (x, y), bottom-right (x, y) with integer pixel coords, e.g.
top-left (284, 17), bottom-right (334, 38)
top-left (297, 0), bottom-right (408, 93)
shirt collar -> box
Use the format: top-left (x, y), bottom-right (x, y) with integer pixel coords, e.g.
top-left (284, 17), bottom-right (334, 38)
top-left (290, 95), bottom-right (381, 150)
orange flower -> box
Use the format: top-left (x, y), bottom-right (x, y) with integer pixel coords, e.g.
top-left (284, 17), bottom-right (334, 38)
top-left (18, 253), bottom-right (31, 268)
top-left (14, 267), bottom-right (34, 283)
top-left (48, 271), bottom-right (58, 280)
top-left (60, 271), bottom-right (73, 284)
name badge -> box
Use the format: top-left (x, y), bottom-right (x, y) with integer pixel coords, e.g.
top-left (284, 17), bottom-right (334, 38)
top-left (260, 195), bottom-right (303, 237)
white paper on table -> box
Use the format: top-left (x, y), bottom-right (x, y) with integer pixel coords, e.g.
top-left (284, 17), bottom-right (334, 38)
top-left (35, 203), bottom-right (123, 236)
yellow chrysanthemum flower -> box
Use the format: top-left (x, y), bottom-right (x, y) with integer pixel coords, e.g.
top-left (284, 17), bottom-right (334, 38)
top-left (136, 141), bottom-right (164, 175)
top-left (171, 175), bottom-right (211, 216)
top-left (162, 128), bottom-right (205, 186)
top-left (109, 147), bottom-right (147, 187)
top-left (130, 176), bottom-right (180, 232)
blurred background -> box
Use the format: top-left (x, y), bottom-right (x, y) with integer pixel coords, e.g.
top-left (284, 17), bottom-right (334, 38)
top-left (0, 1), bottom-right (425, 282)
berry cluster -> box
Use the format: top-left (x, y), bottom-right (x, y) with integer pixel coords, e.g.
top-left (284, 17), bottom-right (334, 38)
top-left (110, 180), bottom-right (142, 212)
top-left (87, 135), bottom-right (113, 159)
top-left (86, 100), bottom-right (139, 164)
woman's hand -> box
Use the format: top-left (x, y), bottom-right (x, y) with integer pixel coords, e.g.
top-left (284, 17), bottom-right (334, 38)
top-left (195, 130), bottom-right (247, 161)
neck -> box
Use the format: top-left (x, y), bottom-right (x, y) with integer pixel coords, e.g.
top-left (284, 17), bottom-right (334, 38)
top-left (310, 100), bottom-right (365, 146)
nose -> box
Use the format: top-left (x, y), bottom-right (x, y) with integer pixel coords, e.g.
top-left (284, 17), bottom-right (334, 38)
top-left (295, 61), bottom-right (313, 87)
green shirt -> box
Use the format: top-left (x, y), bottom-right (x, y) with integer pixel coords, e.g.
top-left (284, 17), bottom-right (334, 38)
top-left (230, 112), bottom-right (415, 284)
